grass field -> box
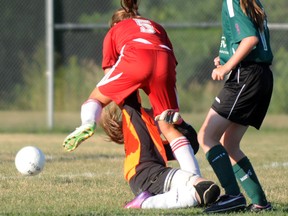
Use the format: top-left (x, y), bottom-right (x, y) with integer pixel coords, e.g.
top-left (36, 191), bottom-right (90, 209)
top-left (0, 113), bottom-right (288, 215)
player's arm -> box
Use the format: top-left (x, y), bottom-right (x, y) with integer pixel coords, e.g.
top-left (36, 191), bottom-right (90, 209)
top-left (212, 36), bottom-right (259, 80)
top-left (104, 67), bottom-right (111, 75)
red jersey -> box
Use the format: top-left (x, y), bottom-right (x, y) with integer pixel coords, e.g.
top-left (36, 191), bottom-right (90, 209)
top-left (102, 17), bottom-right (177, 70)
top-left (98, 17), bottom-right (179, 116)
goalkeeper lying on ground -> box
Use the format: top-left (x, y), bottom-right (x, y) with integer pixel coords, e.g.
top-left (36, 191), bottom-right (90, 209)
top-left (100, 91), bottom-right (220, 209)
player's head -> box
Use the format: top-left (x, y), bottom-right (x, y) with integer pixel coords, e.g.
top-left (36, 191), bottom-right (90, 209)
top-left (109, 8), bottom-right (135, 27)
top-left (109, 0), bottom-right (141, 27)
top-left (100, 102), bottom-right (124, 144)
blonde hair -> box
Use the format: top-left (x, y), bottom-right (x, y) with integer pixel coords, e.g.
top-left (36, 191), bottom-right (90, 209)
top-left (240, 0), bottom-right (266, 31)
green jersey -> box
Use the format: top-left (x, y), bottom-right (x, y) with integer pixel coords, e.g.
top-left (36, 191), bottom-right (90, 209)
top-left (219, 0), bottom-right (273, 65)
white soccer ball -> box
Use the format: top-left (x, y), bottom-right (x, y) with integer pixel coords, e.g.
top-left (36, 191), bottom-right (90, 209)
top-left (15, 146), bottom-right (45, 176)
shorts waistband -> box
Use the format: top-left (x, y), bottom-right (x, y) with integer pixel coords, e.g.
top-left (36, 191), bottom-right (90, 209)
top-left (239, 61), bottom-right (271, 67)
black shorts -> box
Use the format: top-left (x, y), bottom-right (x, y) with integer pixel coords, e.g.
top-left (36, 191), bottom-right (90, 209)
top-left (129, 162), bottom-right (178, 195)
top-left (212, 62), bottom-right (273, 129)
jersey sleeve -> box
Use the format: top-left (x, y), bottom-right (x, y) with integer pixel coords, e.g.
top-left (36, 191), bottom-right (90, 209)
top-left (166, 33), bottom-right (178, 65)
top-left (229, 2), bottom-right (258, 43)
top-left (102, 30), bottom-right (119, 70)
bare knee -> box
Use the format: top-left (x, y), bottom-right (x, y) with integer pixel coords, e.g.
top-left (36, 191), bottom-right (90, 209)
top-left (197, 126), bottom-right (219, 153)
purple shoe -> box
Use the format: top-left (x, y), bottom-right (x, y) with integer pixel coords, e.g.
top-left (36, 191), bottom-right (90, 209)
top-left (124, 191), bottom-right (153, 209)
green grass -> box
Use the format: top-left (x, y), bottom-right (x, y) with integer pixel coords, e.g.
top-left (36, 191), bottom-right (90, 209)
top-left (0, 114), bottom-right (288, 215)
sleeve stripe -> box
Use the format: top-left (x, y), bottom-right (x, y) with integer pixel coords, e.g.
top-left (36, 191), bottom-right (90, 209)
top-left (227, 0), bottom-right (235, 18)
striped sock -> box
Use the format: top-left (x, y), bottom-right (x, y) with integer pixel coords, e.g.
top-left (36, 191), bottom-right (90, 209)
top-left (170, 136), bottom-right (201, 176)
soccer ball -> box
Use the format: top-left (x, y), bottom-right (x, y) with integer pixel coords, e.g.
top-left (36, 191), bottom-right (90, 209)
top-left (15, 146), bottom-right (45, 176)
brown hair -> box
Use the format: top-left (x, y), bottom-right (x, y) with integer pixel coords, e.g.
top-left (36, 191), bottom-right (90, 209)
top-left (240, 0), bottom-right (266, 31)
top-left (109, 0), bottom-right (141, 27)
top-left (99, 103), bottom-right (124, 144)
top-left (109, 8), bottom-right (135, 27)
top-left (120, 0), bottom-right (139, 15)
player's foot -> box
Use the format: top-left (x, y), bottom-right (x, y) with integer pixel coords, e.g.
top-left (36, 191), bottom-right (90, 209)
top-left (246, 202), bottom-right (272, 212)
top-left (194, 181), bottom-right (220, 206)
top-left (124, 191), bottom-right (153, 209)
top-left (204, 193), bottom-right (246, 214)
top-left (63, 123), bottom-right (96, 152)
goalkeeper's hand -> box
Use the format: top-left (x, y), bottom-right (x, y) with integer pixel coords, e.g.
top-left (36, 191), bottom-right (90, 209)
top-left (155, 109), bottom-right (182, 124)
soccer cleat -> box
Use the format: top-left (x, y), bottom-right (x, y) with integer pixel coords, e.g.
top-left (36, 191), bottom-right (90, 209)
top-left (246, 202), bottom-right (272, 212)
top-left (194, 181), bottom-right (221, 206)
top-left (204, 193), bottom-right (246, 214)
top-left (63, 123), bottom-right (96, 152)
top-left (124, 191), bottom-right (153, 209)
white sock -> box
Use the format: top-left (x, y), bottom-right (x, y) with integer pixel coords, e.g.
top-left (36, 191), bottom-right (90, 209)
top-left (80, 99), bottom-right (103, 125)
top-left (142, 186), bottom-right (198, 209)
top-left (170, 136), bottom-right (201, 176)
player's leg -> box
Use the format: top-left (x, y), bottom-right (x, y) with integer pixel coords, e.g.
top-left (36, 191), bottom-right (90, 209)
top-left (126, 169), bottom-right (220, 209)
top-left (149, 50), bottom-right (201, 176)
top-left (221, 64), bottom-right (273, 212)
top-left (157, 120), bottom-right (201, 175)
top-left (63, 87), bottom-right (111, 151)
top-left (220, 122), bottom-right (247, 164)
top-left (164, 121), bottom-right (199, 160)
top-left (141, 185), bottom-right (199, 209)
top-left (222, 123), bottom-right (271, 210)
top-left (167, 170), bottom-right (220, 206)
top-left (198, 109), bottom-right (246, 213)
top-left (63, 46), bottom-right (139, 152)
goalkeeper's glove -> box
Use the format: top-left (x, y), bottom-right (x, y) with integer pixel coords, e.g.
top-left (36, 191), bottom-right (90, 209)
top-left (155, 109), bottom-right (182, 124)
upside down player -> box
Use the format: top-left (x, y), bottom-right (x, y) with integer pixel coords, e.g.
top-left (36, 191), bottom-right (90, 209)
top-left (100, 91), bottom-right (220, 209)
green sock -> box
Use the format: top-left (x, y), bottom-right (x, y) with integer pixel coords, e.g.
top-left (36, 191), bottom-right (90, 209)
top-left (233, 157), bottom-right (268, 206)
top-left (206, 145), bottom-right (240, 195)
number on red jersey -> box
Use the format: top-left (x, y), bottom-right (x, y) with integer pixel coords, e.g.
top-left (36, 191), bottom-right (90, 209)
top-left (133, 19), bottom-right (156, 34)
